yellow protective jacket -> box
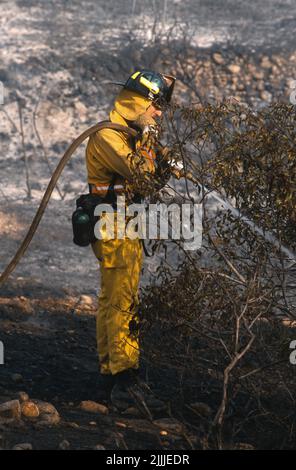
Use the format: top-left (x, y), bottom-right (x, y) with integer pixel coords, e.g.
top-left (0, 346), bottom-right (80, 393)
top-left (86, 89), bottom-right (157, 197)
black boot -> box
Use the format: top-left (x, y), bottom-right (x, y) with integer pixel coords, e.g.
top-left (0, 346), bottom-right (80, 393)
top-left (110, 369), bottom-right (166, 417)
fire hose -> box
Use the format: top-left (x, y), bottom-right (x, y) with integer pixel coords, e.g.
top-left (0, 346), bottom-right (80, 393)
top-left (0, 123), bottom-right (295, 285)
top-left (0, 122), bottom-right (138, 285)
top-left (176, 168), bottom-right (296, 268)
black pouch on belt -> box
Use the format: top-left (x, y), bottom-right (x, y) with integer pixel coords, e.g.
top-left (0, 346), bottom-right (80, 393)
top-left (72, 193), bottom-right (105, 247)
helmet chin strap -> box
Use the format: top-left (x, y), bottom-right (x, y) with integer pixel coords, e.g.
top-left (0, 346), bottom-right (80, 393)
top-left (132, 113), bottom-right (157, 131)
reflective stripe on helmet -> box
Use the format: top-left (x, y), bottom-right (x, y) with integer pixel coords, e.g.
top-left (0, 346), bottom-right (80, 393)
top-left (131, 71), bottom-right (141, 79)
top-left (139, 76), bottom-right (160, 95)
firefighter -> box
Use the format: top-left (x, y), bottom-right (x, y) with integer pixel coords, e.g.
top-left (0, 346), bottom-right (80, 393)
top-left (85, 70), bottom-right (175, 409)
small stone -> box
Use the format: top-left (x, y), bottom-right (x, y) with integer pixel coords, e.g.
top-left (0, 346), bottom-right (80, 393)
top-left (18, 392), bottom-right (29, 403)
top-left (190, 402), bottom-right (212, 417)
top-left (228, 64), bottom-right (241, 74)
top-left (237, 83), bottom-right (245, 91)
top-left (234, 443), bottom-right (255, 450)
top-left (34, 400), bottom-right (58, 415)
top-left (32, 400), bottom-right (60, 426)
top-left (0, 400), bottom-right (21, 421)
top-left (89, 421), bottom-right (97, 426)
top-left (80, 401), bottom-right (109, 415)
top-left (253, 70), bottom-right (265, 80)
top-left (67, 422), bottom-right (79, 429)
top-left (212, 53), bottom-right (224, 65)
top-left (282, 319), bottom-right (296, 328)
top-left (261, 56), bottom-right (273, 69)
top-left (37, 413), bottom-right (61, 426)
top-left (94, 444), bottom-right (106, 450)
top-left (115, 421), bottom-right (127, 428)
top-left (230, 95), bottom-right (242, 103)
top-left (59, 440), bottom-right (70, 450)
top-left (13, 443), bottom-right (33, 450)
top-left (122, 406), bottom-right (142, 417)
top-left (74, 101), bottom-right (87, 116)
top-left (21, 401), bottom-right (40, 419)
top-left (256, 80), bottom-right (265, 91)
top-left (11, 373), bottom-right (23, 383)
top-left (260, 90), bottom-right (272, 102)
top-left (153, 418), bottom-right (183, 434)
top-left (80, 295), bottom-right (93, 305)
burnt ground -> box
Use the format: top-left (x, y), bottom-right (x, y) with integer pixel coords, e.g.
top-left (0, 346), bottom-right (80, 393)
top-left (1, 0), bottom-right (296, 450)
top-left (2, 279), bottom-right (296, 451)
top-left (0, 282), bottom-right (197, 451)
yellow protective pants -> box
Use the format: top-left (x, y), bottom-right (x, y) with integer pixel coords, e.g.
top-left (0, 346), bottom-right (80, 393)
top-left (91, 214), bottom-right (143, 376)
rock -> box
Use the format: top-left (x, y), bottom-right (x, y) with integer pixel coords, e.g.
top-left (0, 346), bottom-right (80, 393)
top-left (153, 418), bottom-right (183, 434)
top-left (80, 295), bottom-right (93, 305)
top-left (260, 90), bottom-right (272, 102)
top-left (59, 440), bottom-right (70, 450)
top-left (66, 422), bottom-right (79, 429)
top-left (228, 64), bottom-right (241, 74)
top-left (21, 401), bottom-right (40, 419)
top-left (282, 319), bottom-right (296, 328)
top-left (32, 400), bottom-right (60, 426)
top-left (212, 53), bottom-right (224, 65)
top-left (94, 444), bottom-right (106, 450)
top-left (261, 56), bottom-right (273, 69)
top-left (0, 400), bottom-right (21, 422)
top-left (236, 83), bottom-right (245, 91)
top-left (79, 401), bottom-right (109, 415)
top-left (74, 101), bottom-right (87, 116)
top-left (190, 402), bottom-right (212, 417)
top-left (18, 392), bottom-right (29, 403)
top-left (233, 442), bottom-right (255, 450)
top-left (256, 80), bottom-right (265, 91)
top-left (13, 443), bottom-right (33, 450)
top-left (115, 421), bottom-right (127, 428)
top-left (231, 95), bottom-right (242, 103)
top-left (40, 411), bottom-right (61, 426)
top-left (34, 400), bottom-right (58, 415)
top-left (253, 70), bottom-right (265, 80)
top-left (122, 406), bottom-right (142, 418)
top-left (11, 373), bottom-right (23, 383)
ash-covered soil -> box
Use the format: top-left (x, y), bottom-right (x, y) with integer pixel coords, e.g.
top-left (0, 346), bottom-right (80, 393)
top-left (0, 0), bottom-right (296, 450)
top-left (0, 289), bottom-right (197, 450)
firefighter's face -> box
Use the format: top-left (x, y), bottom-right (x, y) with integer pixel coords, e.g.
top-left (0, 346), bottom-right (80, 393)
top-left (132, 102), bottom-right (163, 131)
top-left (146, 103), bottom-right (162, 120)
